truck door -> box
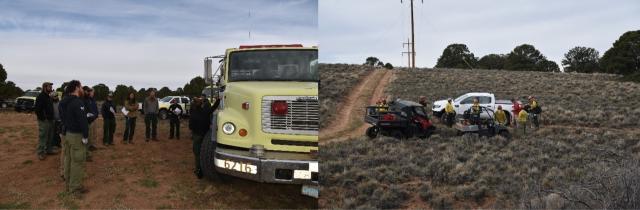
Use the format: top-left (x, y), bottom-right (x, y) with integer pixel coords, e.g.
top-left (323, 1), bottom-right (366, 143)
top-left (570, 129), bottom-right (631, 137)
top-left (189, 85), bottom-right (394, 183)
top-left (181, 97), bottom-right (190, 115)
top-left (458, 97), bottom-right (474, 114)
top-left (479, 96), bottom-right (493, 118)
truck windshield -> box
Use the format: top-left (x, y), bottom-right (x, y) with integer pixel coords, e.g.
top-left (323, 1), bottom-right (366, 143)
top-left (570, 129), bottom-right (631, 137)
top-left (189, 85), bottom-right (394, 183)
top-left (24, 91), bottom-right (40, 97)
top-left (160, 96), bottom-right (173, 103)
top-left (228, 49), bottom-right (318, 82)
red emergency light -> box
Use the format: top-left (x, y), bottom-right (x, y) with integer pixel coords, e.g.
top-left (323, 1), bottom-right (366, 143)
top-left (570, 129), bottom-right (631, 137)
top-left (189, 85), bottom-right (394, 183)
top-left (239, 44), bottom-right (303, 49)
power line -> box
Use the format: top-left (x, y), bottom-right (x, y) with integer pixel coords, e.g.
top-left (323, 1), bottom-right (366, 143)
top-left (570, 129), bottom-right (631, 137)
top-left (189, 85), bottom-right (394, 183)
top-left (401, 0), bottom-right (423, 70)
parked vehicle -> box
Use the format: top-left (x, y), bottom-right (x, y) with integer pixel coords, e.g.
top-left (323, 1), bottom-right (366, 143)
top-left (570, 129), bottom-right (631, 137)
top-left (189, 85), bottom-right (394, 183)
top-left (432, 92), bottom-right (518, 123)
top-left (199, 44), bottom-right (319, 198)
top-left (14, 90), bottom-right (39, 112)
top-left (455, 106), bottom-right (511, 139)
top-left (364, 99), bottom-right (436, 140)
top-left (0, 98), bottom-right (15, 109)
top-left (158, 96), bottom-right (191, 119)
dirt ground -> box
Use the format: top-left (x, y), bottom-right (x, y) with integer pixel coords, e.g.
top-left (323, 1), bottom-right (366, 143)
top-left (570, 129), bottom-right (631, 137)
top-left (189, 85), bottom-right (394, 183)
top-left (0, 111), bottom-right (316, 209)
top-left (320, 69), bottom-right (394, 143)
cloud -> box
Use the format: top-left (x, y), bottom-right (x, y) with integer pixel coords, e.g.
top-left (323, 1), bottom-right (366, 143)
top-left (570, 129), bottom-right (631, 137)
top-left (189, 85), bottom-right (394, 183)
top-left (319, 0), bottom-right (640, 68)
top-left (0, 0), bottom-right (318, 90)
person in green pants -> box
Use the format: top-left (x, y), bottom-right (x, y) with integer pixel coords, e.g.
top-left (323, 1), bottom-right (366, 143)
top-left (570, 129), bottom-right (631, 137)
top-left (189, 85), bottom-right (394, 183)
top-left (34, 82), bottom-right (56, 160)
top-left (101, 93), bottom-right (116, 145)
top-left (60, 80), bottom-right (90, 197)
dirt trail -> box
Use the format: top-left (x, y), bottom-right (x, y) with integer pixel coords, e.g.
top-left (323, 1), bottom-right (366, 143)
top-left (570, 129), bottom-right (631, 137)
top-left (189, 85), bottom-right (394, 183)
top-left (320, 70), bottom-right (394, 143)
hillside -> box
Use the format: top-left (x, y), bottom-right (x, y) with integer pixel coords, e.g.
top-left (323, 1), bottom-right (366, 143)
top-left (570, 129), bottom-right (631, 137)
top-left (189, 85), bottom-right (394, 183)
top-left (320, 67), bottom-right (640, 209)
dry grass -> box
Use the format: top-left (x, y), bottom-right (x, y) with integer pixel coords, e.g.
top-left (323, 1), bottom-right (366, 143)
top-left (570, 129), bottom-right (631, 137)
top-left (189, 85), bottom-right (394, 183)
top-left (319, 64), bottom-right (371, 128)
top-left (319, 67), bottom-right (640, 208)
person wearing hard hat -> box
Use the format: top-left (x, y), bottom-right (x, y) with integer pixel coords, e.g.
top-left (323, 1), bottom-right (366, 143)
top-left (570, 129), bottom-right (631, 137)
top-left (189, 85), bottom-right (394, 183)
top-left (35, 82), bottom-right (57, 160)
top-left (511, 98), bottom-right (522, 127)
top-left (101, 92), bottom-right (116, 146)
top-left (494, 105), bottom-right (507, 126)
top-left (444, 98), bottom-right (456, 127)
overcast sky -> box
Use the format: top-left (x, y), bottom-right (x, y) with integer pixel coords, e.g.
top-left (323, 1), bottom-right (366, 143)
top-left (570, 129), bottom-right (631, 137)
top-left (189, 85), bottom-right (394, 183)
top-left (319, 0), bottom-right (640, 69)
top-left (0, 0), bottom-right (317, 90)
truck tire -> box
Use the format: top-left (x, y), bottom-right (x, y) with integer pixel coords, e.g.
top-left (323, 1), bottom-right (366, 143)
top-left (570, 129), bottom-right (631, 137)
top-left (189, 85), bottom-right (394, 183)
top-left (200, 128), bottom-right (223, 181)
top-left (159, 109), bottom-right (168, 120)
top-left (366, 126), bottom-right (379, 139)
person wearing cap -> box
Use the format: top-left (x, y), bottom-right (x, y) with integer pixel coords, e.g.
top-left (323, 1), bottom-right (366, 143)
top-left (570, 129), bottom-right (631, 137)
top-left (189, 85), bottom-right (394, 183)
top-left (82, 86), bottom-right (99, 161)
top-left (168, 98), bottom-right (183, 140)
top-left (61, 80), bottom-right (90, 197)
top-left (189, 97), bottom-right (211, 179)
top-left (35, 82), bottom-right (57, 160)
top-left (495, 105), bottom-right (507, 126)
top-left (444, 98), bottom-right (456, 127)
top-left (101, 92), bottom-right (116, 146)
top-left (143, 89), bottom-right (159, 141)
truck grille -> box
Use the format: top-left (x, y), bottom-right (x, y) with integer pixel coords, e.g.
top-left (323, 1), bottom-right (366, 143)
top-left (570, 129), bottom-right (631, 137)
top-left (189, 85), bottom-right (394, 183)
top-left (261, 96), bottom-right (319, 135)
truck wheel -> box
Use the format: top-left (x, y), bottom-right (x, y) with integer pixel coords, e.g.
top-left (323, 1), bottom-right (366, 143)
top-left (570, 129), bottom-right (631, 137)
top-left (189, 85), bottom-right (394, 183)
top-left (366, 126), bottom-right (379, 139)
top-left (200, 129), bottom-right (224, 181)
top-left (159, 109), bottom-right (168, 120)
top-left (391, 130), bottom-right (405, 140)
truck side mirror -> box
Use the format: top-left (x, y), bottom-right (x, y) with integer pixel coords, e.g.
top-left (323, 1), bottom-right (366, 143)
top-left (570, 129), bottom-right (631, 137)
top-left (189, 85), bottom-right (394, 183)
top-left (204, 59), bottom-right (213, 85)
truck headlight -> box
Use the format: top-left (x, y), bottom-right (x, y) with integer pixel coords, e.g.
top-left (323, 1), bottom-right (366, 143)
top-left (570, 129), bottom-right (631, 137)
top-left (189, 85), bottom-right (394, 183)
top-left (222, 122), bottom-right (235, 135)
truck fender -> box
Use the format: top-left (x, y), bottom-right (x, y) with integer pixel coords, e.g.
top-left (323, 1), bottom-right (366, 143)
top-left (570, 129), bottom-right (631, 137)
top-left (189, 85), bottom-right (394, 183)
top-left (210, 112), bottom-right (218, 143)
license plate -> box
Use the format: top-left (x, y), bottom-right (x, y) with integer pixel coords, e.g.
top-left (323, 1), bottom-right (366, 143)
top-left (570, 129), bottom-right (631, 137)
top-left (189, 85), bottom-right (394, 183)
top-left (301, 185), bottom-right (319, 198)
top-left (215, 159), bottom-right (257, 174)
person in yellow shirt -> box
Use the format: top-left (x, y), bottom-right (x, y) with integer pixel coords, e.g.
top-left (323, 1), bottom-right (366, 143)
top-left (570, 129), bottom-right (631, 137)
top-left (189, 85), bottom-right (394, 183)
top-left (470, 98), bottom-right (481, 125)
top-left (518, 105), bottom-right (530, 135)
top-left (444, 98), bottom-right (455, 127)
top-left (494, 105), bottom-right (507, 126)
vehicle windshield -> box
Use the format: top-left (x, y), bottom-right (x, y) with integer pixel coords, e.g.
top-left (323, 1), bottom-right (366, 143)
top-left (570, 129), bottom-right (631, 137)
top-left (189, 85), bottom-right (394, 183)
top-left (24, 91), bottom-right (39, 97)
top-left (414, 106), bottom-right (427, 117)
top-left (228, 49), bottom-right (318, 82)
top-left (454, 94), bottom-right (468, 102)
top-left (160, 96), bottom-right (173, 103)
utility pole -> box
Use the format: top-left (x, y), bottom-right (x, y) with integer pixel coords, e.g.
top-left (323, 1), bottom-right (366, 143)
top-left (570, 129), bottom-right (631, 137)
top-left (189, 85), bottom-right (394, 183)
top-left (401, 0), bottom-right (422, 69)
top-left (402, 38), bottom-right (412, 68)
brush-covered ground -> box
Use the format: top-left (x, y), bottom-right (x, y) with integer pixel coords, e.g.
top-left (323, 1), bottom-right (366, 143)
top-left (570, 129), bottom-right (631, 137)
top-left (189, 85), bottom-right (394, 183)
top-left (320, 67), bottom-right (640, 209)
top-left (320, 64), bottom-right (371, 128)
top-left (0, 111), bottom-right (316, 209)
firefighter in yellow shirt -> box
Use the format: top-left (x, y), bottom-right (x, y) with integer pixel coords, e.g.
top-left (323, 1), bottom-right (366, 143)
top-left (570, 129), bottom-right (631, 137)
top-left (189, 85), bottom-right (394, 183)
top-left (470, 98), bottom-right (481, 125)
top-left (494, 105), bottom-right (507, 126)
top-left (528, 96), bottom-right (540, 128)
top-left (444, 98), bottom-right (455, 127)
top-left (518, 105), bottom-right (530, 135)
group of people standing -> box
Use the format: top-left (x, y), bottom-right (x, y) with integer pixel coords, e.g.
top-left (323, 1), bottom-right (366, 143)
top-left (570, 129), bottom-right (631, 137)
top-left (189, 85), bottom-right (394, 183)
top-left (32, 80), bottom-right (215, 198)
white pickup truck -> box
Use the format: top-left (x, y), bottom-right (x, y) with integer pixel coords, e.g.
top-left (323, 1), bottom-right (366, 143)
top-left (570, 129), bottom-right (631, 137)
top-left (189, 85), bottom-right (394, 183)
top-left (432, 92), bottom-right (518, 121)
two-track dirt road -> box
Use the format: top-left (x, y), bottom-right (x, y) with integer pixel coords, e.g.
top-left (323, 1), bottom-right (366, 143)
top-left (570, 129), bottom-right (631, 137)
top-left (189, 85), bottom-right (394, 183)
top-left (320, 69), bottom-right (394, 144)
